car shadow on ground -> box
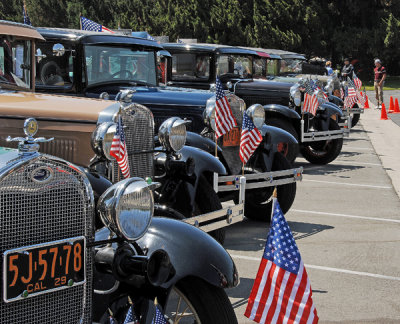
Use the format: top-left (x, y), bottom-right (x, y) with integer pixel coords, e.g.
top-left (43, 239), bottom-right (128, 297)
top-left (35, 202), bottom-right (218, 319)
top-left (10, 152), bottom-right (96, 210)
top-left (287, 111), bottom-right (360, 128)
top-left (295, 162), bottom-right (365, 177)
top-left (224, 218), bottom-right (334, 252)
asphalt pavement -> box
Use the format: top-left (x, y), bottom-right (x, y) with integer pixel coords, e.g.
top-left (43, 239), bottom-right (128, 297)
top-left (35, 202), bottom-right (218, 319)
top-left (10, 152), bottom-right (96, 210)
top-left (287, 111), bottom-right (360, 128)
top-left (224, 106), bottom-right (400, 323)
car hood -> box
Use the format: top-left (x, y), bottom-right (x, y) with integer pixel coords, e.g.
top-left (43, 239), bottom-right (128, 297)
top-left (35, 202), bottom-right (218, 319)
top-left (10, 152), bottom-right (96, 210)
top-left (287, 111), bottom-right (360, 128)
top-left (235, 79), bottom-right (294, 91)
top-left (0, 90), bottom-right (117, 123)
top-left (126, 86), bottom-right (214, 107)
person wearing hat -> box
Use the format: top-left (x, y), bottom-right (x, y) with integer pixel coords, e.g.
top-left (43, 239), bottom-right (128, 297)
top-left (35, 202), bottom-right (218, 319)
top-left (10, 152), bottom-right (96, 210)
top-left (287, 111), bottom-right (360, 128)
top-left (374, 58), bottom-right (386, 109)
top-left (325, 61), bottom-right (333, 76)
top-left (341, 58), bottom-right (354, 80)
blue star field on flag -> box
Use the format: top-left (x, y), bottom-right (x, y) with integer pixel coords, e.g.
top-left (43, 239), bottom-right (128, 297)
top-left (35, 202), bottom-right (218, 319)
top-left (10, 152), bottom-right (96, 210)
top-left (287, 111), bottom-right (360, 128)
top-left (264, 201), bottom-right (301, 273)
top-left (152, 305), bottom-right (167, 324)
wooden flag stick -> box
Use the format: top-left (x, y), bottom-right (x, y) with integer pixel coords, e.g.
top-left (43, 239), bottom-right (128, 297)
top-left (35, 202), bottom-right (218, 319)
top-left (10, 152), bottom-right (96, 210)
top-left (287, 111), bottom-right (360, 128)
top-left (215, 135), bottom-right (218, 158)
top-left (79, 12), bottom-right (82, 30)
top-left (242, 162), bottom-right (245, 176)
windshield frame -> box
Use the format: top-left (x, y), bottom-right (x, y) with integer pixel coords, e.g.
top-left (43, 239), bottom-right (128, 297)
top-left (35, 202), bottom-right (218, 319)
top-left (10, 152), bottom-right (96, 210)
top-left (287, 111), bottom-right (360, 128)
top-left (82, 44), bottom-right (158, 89)
top-left (0, 36), bottom-right (34, 91)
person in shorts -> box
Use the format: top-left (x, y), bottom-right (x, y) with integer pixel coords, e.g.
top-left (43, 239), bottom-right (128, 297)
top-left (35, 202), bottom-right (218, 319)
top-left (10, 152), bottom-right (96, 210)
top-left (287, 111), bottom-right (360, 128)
top-left (374, 58), bottom-right (386, 109)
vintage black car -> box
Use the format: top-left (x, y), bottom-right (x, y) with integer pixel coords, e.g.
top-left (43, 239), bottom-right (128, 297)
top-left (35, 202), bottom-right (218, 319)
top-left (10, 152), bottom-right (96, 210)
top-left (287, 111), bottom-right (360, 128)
top-left (33, 28), bottom-right (302, 221)
top-left (163, 42), bottom-right (349, 165)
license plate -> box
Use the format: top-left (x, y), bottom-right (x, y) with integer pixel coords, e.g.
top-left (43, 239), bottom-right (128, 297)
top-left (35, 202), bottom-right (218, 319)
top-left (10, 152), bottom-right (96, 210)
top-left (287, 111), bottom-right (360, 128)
top-left (222, 128), bottom-right (240, 147)
top-left (3, 237), bottom-right (85, 303)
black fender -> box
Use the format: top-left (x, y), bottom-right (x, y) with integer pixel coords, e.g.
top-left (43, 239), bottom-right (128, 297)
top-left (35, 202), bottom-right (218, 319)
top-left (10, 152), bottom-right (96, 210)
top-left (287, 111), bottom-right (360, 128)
top-left (79, 168), bottom-right (112, 198)
top-left (261, 124), bottom-right (298, 144)
top-left (263, 104), bottom-right (301, 120)
top-left (93, 218), bottom-right (238, 320)
top-left (319, 102), bottom-right (343, 117)
top-left (185, 131), bottom-right (222, 155)
top-left (328, 94), bottom-right (344, 107)
top-left (138, 217), bottom-right (238, 288)
top-left (156, 145), bottom-right (226, 208)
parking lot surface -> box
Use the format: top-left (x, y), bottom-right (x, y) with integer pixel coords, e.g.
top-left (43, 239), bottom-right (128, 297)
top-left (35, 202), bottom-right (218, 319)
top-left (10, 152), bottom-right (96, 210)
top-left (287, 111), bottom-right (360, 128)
top-left (225, 107), bottom-right (400, 323)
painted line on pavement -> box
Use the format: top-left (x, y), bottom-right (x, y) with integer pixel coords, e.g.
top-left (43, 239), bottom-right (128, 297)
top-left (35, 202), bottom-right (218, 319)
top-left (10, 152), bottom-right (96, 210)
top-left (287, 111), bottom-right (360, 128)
top-left (334, 160), bottom-right (382, 166)
top-left (290, 209), bottom-right (400, 224)
top-left (302, 179), bottom-right (392, 189)
top-left (342, 146), bottom-right (374, 151)
top-left (230, 254), bottom-right (400, 281)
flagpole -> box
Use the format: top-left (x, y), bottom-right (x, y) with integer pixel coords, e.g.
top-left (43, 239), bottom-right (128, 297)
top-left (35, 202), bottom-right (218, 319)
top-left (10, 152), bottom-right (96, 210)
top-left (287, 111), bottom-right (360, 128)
top-left (79, 12), bottom-right (82, 30)
top-left (271, 187), bottom-right (278, 222)
top-left (214, 135), bottom-right (218, 158)
top-left (242, 162), bottom-right (245, 176)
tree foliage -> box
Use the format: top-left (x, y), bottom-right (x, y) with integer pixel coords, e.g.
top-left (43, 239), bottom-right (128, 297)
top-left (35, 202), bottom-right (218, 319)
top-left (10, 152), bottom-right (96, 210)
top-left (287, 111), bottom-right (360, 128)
top-left (3, 0), bottom-right (400, 78)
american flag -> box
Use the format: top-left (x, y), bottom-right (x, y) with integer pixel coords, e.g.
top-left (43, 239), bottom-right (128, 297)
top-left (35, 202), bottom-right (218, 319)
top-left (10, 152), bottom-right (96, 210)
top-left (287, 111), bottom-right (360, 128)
top-left (344, 87), bottom-right (357, 109)
top-left (357, 89), bottom-right (367, 107)
top-left (340, 87), bottom-right (344, 100)
top-left (245, 199), bottom-right (319, 324)
top-left (80, 16), bottom-right (114, 33)
top-left (23, 2), bottom-right (31, 26)
top-left (304, 79), bottom-right (316, 95)
top-left (152, 305), bottom-right (168, 324)
top-left (303, 92), bottom-right (319, 116)
top-left (123, 305), bottom-right (140, 324)
top-left (353, 73), bottom-right (362, 90)
top-left (215, 76), bottom-right (237, 138)
top-left (110, 115), bottom-right (131, 179)
top-left (239, 112), bottom-right (262, 164)
top-left (109, 315), bottom-right (117, 324)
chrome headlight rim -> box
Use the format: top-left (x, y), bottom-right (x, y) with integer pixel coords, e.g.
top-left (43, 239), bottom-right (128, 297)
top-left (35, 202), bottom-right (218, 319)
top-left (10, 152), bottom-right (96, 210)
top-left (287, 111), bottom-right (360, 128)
top-left (246, 104), bottom-right (265, 129)
top-left (91, 122), bottom-right (117, 161)
top-left (158, 117), bottom-right (187, 152)
top-left (290, 85), bottom-right (302, 107)
top-left (97, 177), bottom-right (154, 241)
top-left (204, 96), bottom-right (216, 131)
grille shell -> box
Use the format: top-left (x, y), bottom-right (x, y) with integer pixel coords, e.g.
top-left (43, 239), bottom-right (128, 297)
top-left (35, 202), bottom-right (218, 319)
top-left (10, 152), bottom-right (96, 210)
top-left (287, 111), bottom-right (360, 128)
top-left (112, 103), bottom-right (154, 182)
top-left (0, 154), bottom-right (94, 324)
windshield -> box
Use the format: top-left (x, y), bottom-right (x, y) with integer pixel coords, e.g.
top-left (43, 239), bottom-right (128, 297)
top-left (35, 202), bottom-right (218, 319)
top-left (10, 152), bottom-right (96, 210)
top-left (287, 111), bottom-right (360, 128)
top-left (0, 36), bottom-right (31, 89)
top-left (84, 45), bottom-right (157, 86)
top-left (253, 57), bottom-right (277, 78)
top-left (277, 58), bottom-right (305, 75)
top-left (216, 54), bottom-right (253, 79)
top-left (171, 53), bottom-right (211, 81)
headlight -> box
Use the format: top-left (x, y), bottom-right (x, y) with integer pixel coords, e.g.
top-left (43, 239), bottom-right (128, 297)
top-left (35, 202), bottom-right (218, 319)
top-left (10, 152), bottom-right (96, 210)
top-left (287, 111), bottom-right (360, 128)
top-left (98, 178), bottom-right (154, 241)
top-left (204, 96), bottom-right (216, 131)
top-left (325, 80), bottom-right (334, 93)
top-left (246, 104), bottom-right (265, 128)
top-left (91, 122), bottom-right (117, 161)
top-left (158, 117), bottom-right (187, 152)
top-left (290, 86), bottom-right (302, 107)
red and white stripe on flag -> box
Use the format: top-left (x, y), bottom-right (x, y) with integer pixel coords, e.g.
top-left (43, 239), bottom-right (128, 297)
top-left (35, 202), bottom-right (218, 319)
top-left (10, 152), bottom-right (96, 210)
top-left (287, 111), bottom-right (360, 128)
top-left (344, 88), bottom-right (357, 109)
top-left (110, 116), bottom-right (131, 179)
top-left (303, 93), bottom-right (318, 116)
top-left (245, 259), bottom-right (318, 324)
top-left (215, 77), bottom-right (237, 138)
top-left (239, 112), bottom-right (262, 164)
top-left (354, 77), bottom-right (362, 90)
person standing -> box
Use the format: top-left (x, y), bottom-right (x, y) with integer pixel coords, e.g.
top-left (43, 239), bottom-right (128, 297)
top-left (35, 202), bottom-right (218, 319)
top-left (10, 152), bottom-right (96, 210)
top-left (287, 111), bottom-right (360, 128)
top-left (325, 61), bottom-right (333, 76)
top-left (374, 58), bottom-right (386, 109)
top-left (341, 58), bottom-right (354, 80)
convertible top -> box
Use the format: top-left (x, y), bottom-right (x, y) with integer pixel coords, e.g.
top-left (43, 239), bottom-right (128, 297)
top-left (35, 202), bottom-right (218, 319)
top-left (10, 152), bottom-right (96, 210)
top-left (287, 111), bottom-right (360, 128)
top-left (163, 42), bottom-right (259, 55)
top-left (36, 27), bottom-right (163, 50)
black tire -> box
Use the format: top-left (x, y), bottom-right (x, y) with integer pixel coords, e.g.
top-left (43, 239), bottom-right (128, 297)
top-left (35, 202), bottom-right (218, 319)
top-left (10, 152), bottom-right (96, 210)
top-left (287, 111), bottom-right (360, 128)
top-left (266, 117), bottom-right (299, 165)
top-left (245, 152), bottom-right (297, 221)
top-left (164, 277), bottom-right (238, 324)
top-left (351, 113), bottom-right (360, 127)
top-left (300, 118), bottom-right (343, 164)
top-left (195, 175), bottom-right (225, 245)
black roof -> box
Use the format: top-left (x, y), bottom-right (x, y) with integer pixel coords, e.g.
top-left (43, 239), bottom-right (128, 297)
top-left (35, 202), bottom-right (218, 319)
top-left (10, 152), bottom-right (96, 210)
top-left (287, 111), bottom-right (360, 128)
top-left (36, 27), bottom-right (163, 50)
top-left (263, 49), bottom-right (306, 60)
top-left (163, 42), bottom-right (258, 55)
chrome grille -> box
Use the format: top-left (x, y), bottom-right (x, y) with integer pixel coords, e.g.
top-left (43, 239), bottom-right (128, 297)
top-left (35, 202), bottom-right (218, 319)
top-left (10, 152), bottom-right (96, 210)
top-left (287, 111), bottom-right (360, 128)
top-left (113, 103), bottom-right (154, 181)
top-left (227, 93), bottom-right (245, 125)
top-left (39, 138), bottom-right (77, 162)
top-left (0, 155), bottom-right (94, 324)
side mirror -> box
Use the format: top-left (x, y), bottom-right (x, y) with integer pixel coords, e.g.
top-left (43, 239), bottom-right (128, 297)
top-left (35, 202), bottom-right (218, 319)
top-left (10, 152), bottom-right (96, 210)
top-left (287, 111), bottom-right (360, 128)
top-left (53, 43), bottom-right (65, 57)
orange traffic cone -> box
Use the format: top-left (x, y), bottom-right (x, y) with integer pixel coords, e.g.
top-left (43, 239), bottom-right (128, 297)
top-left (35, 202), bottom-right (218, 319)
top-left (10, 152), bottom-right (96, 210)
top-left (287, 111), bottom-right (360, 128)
top-left (389, 96), bottom-right (395, 112)
top-left (364, 95), bottom-right (369, 108)
top-left (393, 98), bottom-right (400, 114)
top-left (381, 103), bottom-right (389, 120)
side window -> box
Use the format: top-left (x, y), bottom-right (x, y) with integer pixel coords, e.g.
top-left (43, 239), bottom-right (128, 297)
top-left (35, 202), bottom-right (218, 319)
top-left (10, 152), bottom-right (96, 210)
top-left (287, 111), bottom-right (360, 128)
top-left (36, 42), bottom-right (74, 88)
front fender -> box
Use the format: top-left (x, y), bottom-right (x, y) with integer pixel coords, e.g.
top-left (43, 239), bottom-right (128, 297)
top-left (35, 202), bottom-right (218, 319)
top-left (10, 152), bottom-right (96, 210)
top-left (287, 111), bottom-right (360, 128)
top-left (261, 124), bottom-right (298, 144)
top-left (185, 131), bottom-right (222, 155)
top-left (138, 217), bottom-right (238, 288)
top-left (319, 102), bottom-right (343, 117)
top-left (328, 94), bottom-right (344, 107)
top-left (264, 104), bottom-right (301, 120)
